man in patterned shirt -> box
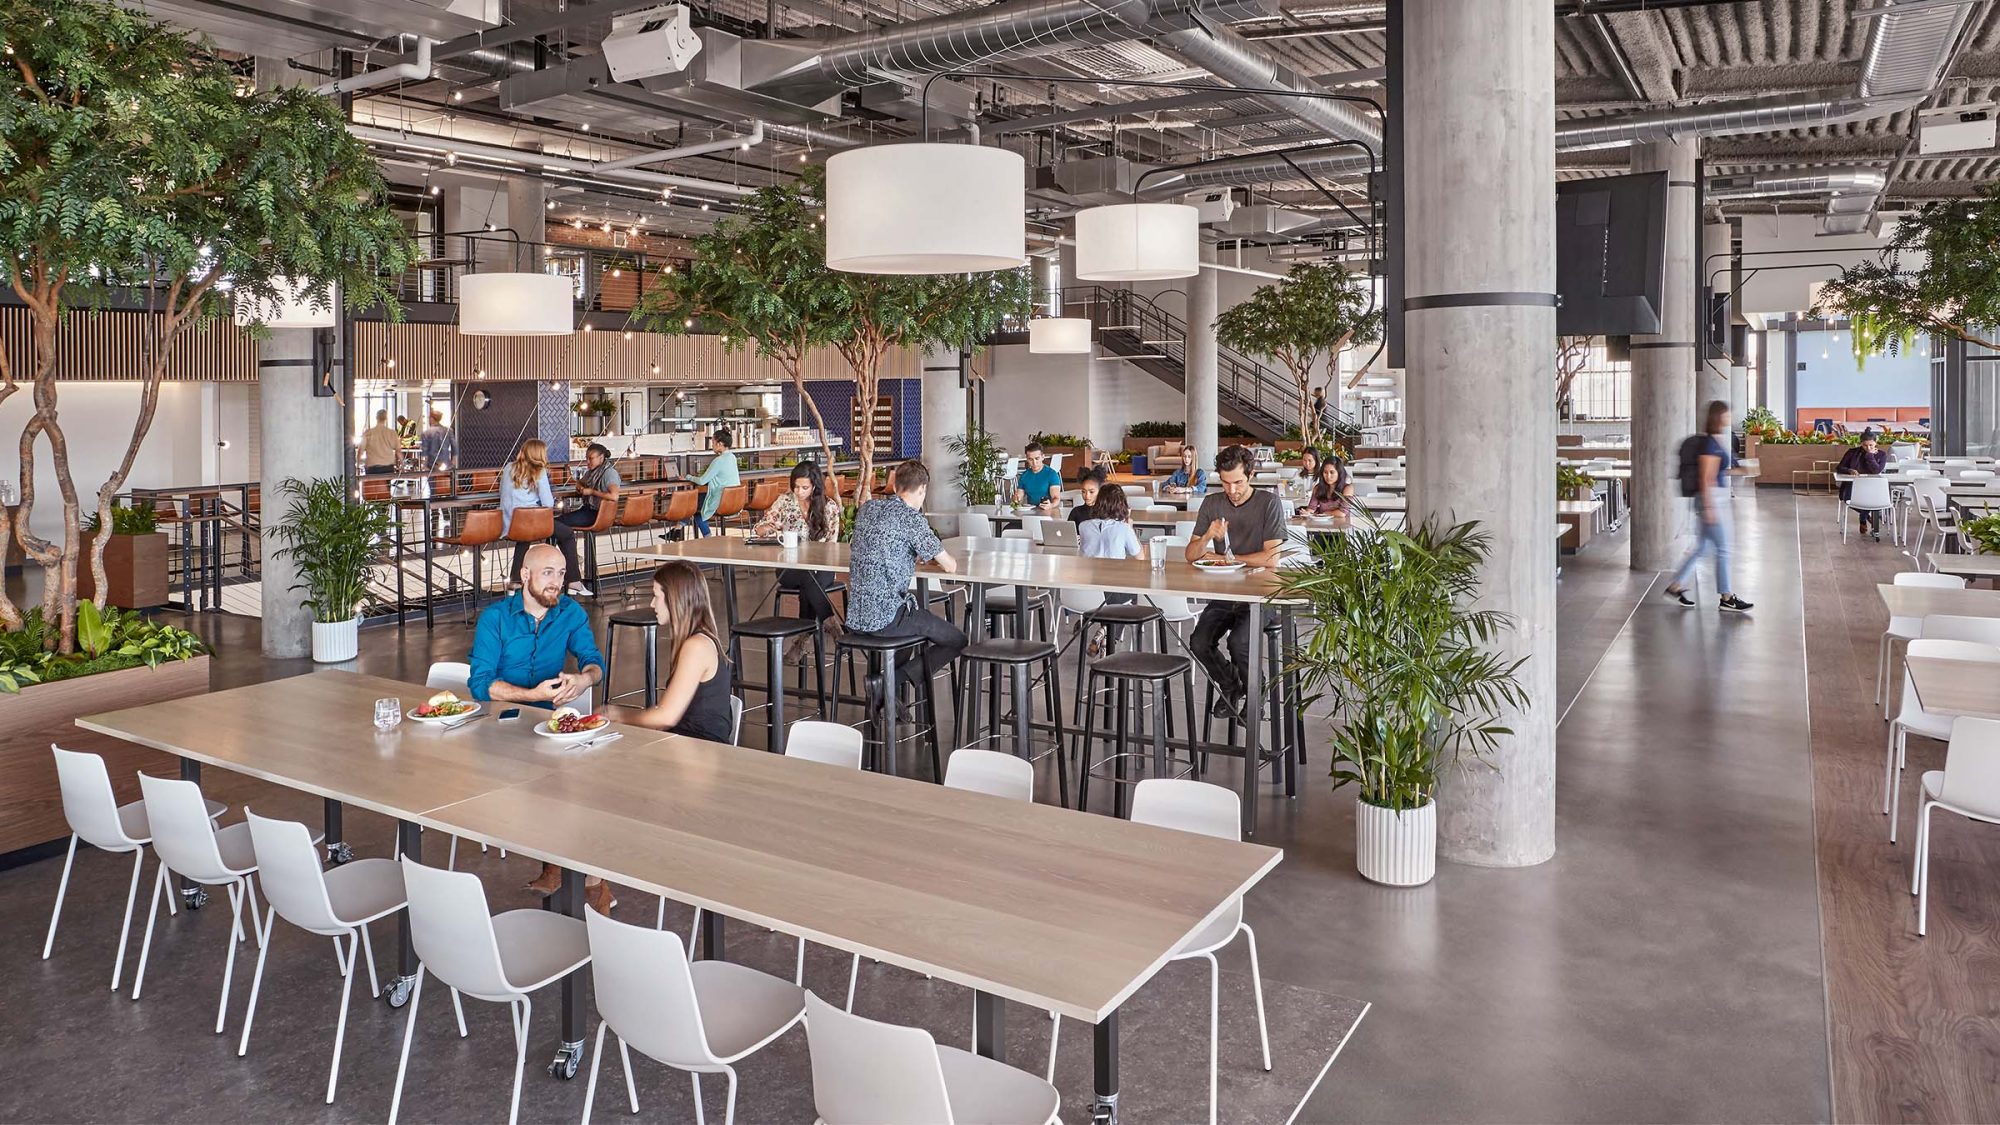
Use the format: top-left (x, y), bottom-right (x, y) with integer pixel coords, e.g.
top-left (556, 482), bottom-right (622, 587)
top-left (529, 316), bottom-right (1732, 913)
top-left (844, 459), bottom-right (963, 691)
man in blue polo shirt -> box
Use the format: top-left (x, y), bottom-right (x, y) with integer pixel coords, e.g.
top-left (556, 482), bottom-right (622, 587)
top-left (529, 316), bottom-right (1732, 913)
top-left (1011, 441), bottom-right (1065, 511)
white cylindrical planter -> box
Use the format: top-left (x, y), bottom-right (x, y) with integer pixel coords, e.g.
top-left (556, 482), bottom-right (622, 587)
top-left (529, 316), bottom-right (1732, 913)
top-left (1355, 799), bottom-right (1437, 886)
top-left (311, 617), bottom-right (360, 663)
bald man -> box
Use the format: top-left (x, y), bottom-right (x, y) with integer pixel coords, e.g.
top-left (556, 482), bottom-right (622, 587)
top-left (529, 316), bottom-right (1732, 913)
top-left (468, 543), bottom-right (610, 907)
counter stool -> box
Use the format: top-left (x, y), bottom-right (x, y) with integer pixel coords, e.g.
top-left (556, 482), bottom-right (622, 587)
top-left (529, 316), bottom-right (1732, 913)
top-left (776, 577), bottom-right (846, 620)
top-left (954, 638), bottom-right (1071, 807)
top-left (980, 588), bottom-right (1054, 642)
top-left (573, 499), bottom-right (620, 587)
top-left (502, 507), bottom-right (555, 584)
top-left (730, 615), bottom-right (825, 752)
top-left (1201, 616), bottom-right (1297, 781)
top-left (602, 610), bottom-right (661, 707)
top-left (1070, 602), bottom-right (1167, 728)
top-left (436, 509), bottom-right (502, 617)
top-left (832, 632), bottom-right (942, 782)
top-left (1077, 651), bottom-right (1198, 818)
top-left (656, 488), bottom-right (699, 540)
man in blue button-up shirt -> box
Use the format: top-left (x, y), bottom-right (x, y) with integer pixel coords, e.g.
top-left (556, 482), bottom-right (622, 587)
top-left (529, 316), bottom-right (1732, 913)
top-left (468, 544), bottom-right (605, 710)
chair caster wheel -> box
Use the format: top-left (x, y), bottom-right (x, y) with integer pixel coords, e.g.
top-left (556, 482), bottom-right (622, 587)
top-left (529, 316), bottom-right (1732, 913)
top-left (325, 841), bottom-right (354, 866)
top-left (385, 974), bottom-right (417, 1009)
top-left (180, 886), bottom-right (208, 910)
top-left (548, 1040), bottom-right (584, 1079)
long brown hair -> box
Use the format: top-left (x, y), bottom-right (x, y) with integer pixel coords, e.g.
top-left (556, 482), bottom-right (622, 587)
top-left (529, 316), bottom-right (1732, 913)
top-left (651, 561), bottom-right (721, 660)
top-left (793, 461), bottom-right (833, 541)
top-left (1093, 482), bottom-right (1131, 522)
top-left (1312, 457), bottom-right (1350, 504)
top-left (510, 439), bottom-right (549, 489)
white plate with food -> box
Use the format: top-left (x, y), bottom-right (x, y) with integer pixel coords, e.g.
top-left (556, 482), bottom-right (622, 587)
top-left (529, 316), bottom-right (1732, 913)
top-left (408, 692), bottom-right (480, 723)
top-left (1193, 559), bottom-right (1246, 574)
top-left (534, 707), bottom-right (613, 740)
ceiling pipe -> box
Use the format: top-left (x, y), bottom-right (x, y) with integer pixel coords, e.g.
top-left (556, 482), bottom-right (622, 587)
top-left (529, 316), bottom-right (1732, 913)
top-left (594, 122), bottom-right (765, 171)
top-left (347, 124), bottom-right (761, 196)
top-left (1706, 168), bottom-right (1890, 201)
top-left (1552, 89), bottom-right (1925, 151)
top-left (1823, 0), bottom-right (1977, 233)
top-left (315, 36), bottom-right (434, 96)
top-left (1151, 17), bottom-right (1383, 148)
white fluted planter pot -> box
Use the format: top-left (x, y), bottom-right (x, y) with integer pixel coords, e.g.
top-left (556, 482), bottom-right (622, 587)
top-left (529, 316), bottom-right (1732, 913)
top-left (1355, 798), bottom-right (1437, 886)
top-left (311, 617), bottom-right (359, 663)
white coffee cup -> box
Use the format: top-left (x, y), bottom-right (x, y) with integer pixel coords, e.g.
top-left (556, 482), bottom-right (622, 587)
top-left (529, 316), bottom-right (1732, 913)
top-left (780, 529), bottom-right (800, 550)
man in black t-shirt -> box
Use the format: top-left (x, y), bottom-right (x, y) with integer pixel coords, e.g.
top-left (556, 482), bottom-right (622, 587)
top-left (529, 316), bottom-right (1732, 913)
top-left (1185, 445), bottom-right (1288, 717)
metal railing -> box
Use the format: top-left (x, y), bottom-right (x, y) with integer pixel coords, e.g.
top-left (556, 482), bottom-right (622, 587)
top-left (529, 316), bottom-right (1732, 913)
top-left (387, 231), bottom-right (694, 316)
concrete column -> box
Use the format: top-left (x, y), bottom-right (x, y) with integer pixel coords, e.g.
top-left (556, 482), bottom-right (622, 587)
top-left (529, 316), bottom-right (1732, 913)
top-left (920, 344), bottom-right (967, 521)
top-left (259, 328), bottom-right (346, 658)
top-left (1185, 247), bottom-right (1220, 470)
top-left (1699, 220), bottom-right (1733, 412)
top-left (1403, 0), bottom-right (1557, 867)
top-left (505, 177), bottom-right (547, 270)
top-left (1628, 138), bottom-right (1700, 571)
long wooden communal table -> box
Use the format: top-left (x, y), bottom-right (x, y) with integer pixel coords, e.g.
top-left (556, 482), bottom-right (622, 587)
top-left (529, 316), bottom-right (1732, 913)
top-left (1926, 553), bottom-right (2000, 584)
top-left (78, 669), bottom-right (1280, 1124)
top-left (613, 534), bottom-right (1307, 837)
top-left (1877, 582), bottom-right (2000, 620)
top-left (1907, 654), bottom-right (2000, 720)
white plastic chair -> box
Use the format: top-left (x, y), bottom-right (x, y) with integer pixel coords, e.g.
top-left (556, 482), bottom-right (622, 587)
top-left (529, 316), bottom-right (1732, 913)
top-left (804, 991), bottom-right (1060, 1125)
top-left (1127, 779), bottom-right (1271, 1125)
top-left (1879, 573), bottom-right (1967, 715)
top-left (1886, 628), bottom-right (2000, 842)
top-left (1894, 442), bottom-right (1921, 462)
top-left (786, 720), bottom-right (865, 768)
top-left (135, 773), bottom-right (318, 1035)
top-left (1960, 469), bottom-right (1996, 481)
top-left (426, 661), bottom-right (486, 869)
top-left (1911, 715), bottom-right (2000, 935)
top-left (388, 857), bottom-right (592, 1125)
top-left (1843, 475), bottom-right (1896, 542)
top-left (239, 810), bottom-right (407, 1103)
top-left (1020, 515), bottom-right (1047, 543)
top-left (581, 908), bottom-right (806, 1125)
top-left (959, 513), bottom-right (995, 539)
top-left (43, 745), bottom-right (222, 990)
top-left (1910, 476), bottom-right (1958, 559)
top-left (1173, 521), bottom-right (1196, 541)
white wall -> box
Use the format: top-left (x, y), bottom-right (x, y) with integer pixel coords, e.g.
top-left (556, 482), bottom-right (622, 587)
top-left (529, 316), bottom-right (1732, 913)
top-left (217, 383), bottom-right (254, 483)
top-left (1735, 213), bottom-right (1898, 317)
top-left (1089, 357), bottom-right (1185, 449)
top-left (983, 345), bottom-right (1092, 452)
top-left (1794, 328), bottom-right (1930, 409)
top-left (0, 382), bottom-right (213, 540)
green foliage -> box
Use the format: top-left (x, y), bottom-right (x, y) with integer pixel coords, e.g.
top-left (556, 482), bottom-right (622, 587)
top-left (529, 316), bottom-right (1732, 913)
top-left (1556, 462), bottom-right (1595, 498)
top-left (1741, 406), bottom-right (1781, 436)
top-left (0, 605), bottom-right (201, 691)
top-left (589, 397), bottom-right (617, 416)
top-left (1220, 423), bottom-right (1254, 440)
top-left (74, 600), bottom-right (112, 658)
top-left (1963, 513), bottom-right (2000, 555)
top-left (944, 424), bottom-right (1007, 507)
top-left (83, 503), bottom-right (159, 536)
top-left (269, 477), bottom-right (392, 624)
top-left (838, 502), bottom-right (858, 543)
top-left (1813, 183), bottom-right (2000, 353)
top-left (1126, 420), bottom-right (1184, 439)
top-left (1027, 431), bottom-right (1088, 447)
top-left (1214, 262), bottom-right (1382, 442)
top-left (1277, 518), bottom-right (1530, 812)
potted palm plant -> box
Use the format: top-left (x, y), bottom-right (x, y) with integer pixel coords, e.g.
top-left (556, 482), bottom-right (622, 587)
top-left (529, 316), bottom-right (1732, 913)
top-left (1278, 518), bottom-right (1529, 885)
top-left (945, 423), bottom-right (1007, 508)
top-left (269, 477), bottom-right (393, 662)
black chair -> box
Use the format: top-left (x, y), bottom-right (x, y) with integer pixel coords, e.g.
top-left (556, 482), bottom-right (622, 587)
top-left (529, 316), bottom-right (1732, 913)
top-left (832, 632), bottom-right (943, 782)
top-left (729, 615), bottom-right (825, 752)
top-left (954, 637), bottom-right (1070, 807)
top-left (1077, 651), bottom-right (1198, 818)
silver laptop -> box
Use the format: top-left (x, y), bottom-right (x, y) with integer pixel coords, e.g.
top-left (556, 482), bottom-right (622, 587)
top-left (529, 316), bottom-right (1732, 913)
top-left (1041, 520), bottom-right (1080, 548)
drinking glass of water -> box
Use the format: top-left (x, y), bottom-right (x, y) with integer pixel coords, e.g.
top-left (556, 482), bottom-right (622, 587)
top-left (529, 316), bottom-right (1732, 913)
top-left (374, 697), bottom-right (403, 731)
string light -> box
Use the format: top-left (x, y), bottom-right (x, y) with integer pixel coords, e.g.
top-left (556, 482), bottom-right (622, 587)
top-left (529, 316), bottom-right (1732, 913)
top-left (452, 89), bottom-right (464, 102)
top-left (600, 220), bottom-right (612, 233)
top-left (444, 151), bottom-right (458, 166)
top-left (623, 330), bottom-right (633, 340)
top-left (583, 323), bottom-right (593, 332)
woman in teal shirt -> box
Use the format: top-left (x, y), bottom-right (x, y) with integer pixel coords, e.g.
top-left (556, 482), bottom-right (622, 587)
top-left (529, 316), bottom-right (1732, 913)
top-left (690, 428), bottom-right (739, 537)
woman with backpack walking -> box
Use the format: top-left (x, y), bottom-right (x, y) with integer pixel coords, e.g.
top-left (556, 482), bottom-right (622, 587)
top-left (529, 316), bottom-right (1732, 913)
top-left (1663, 399), bottom-right (1754, 612)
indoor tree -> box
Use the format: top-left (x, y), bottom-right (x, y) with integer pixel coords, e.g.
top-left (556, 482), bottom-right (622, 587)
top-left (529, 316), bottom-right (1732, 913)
top-left (0, 0), bottom-right (412, 650)
top-left (1813, 182), bottom-right (2000, 362)
top-left (1214, 261), bottom-right (1383, 445)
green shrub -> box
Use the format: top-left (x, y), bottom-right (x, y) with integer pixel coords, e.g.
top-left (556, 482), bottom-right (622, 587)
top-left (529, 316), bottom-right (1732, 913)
top-left (1126, 420), bottom-right (1185, 439)
top-left (0, 606), bottom-right (204, 693)
top-left (84, 502), bottom-right (159, 536)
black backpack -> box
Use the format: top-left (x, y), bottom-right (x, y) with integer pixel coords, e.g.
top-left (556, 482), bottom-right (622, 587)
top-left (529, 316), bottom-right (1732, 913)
top-left (1677, 435), bottom-right (1708, 497)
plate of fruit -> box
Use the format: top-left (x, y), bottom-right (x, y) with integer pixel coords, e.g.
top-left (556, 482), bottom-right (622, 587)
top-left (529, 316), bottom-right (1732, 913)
top-left (535, 707), bottom-right (611, 740)
top-left (408, 691), bottom-right (479, 723)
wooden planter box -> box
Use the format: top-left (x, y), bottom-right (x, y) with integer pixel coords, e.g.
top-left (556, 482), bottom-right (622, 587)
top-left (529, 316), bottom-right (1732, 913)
top-left (0, 655), bottom-right (210, 856)
top-left (1752, 443), bottom-right (1846, 487)
top-left (1123, 435), bottom-right (1177, 454)
top-left (1743, 434), bottom-right (1763, 463)
top-left (76, 531), bottom-right (170, 609)
top-left (1039, 445), bottom-right (1093, 481)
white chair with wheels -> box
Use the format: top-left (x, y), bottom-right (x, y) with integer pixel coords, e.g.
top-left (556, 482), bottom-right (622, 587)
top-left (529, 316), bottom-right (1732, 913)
top-left (238, 810), bottom-right (407, 1103)
top-left (1127, 779), bottom-right (1271, 1125)
top-left (959, 513), bottom-right (995, 539)
top-left (134, 773), bottom-right (319, 1035)
top-left (389, 857), bottom-right (592, 1125)
top-left (425, 662), bottom-right (487, 869)
top-left (804, 991), bottom-right (1060, 1125)
top-left (1842, 475), bottom-right (1896, 543)
top-left (1911, 715), bottom-right (2000, 935)
top-left (580, 907), bottom-right (806, 1125)
top-left (43, 745), bottom-right (222, 991)
top-left (1886, 625), bottom-right (2000, 842)
top-left (1879, 573), bottom-right (1967, 715)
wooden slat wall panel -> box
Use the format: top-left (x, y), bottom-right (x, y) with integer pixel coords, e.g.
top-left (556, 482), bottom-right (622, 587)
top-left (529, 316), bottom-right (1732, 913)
top-left (356, 321), bottom-right (918, 386)
top-left (0, 307), bottom-right (258, 382)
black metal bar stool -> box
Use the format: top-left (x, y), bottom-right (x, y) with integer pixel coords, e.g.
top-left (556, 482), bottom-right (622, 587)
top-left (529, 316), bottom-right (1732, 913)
top-left (1077, 651), bottom-right (1198, 818)
top-left (1069, 601), bottom-right (1167, 727)
top-left (602, 609), bottom-right (660, 706)
top-left (954, 637), bottom-right (1071, 807)
top-left (1201, 615), bottom-right (1294, 784)
top-left (728, 615), bottom-right (825, 752)
top-left (832, 631), bottom-right (943, 782)
top-left (978, 587), bottom-right (1053, 642)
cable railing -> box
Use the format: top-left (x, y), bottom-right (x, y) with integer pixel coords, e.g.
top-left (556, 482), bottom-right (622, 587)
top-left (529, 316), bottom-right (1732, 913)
top-left (388, 231), bottom-right (694, 316)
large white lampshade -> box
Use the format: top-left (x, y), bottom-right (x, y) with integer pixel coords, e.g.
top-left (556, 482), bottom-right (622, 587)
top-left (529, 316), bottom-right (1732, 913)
top-left (825, 143), bottom-right (1026, 274)
top-left (1028, 317), bottom-right (1093, 354)
top-left (1074, 203), bottom-right (1200, 281)
top-left (459, 272), bottom-right (573, 335)
top-left (234, 277), bottom-right (336, 329)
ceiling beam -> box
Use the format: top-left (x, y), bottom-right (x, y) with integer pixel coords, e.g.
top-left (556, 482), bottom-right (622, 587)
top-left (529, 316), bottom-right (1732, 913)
top-left (1596, 9), bottom-right (1679, 103)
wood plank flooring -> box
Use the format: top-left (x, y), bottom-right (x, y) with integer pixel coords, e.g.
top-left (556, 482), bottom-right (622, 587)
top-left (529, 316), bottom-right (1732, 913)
top-left (1797, 495), bottom-right (2000, 1123)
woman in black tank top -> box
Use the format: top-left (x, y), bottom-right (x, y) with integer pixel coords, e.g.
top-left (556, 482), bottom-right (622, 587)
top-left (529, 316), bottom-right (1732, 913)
top-left (605, 561), bottom-right (737, 744)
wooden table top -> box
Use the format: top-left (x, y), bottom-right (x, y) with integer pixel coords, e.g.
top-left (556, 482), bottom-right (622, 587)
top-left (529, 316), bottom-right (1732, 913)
top-left (1907, 655), bottom-right (2000, 720)
top-left (613, 535), bottom-right (1298, 603)
top-left (1877, 583), bottom-right (2000, 620)
top-left (416, 734), bottom-right (1282, 1022)
top-left (1556, 499), bottom-right (1606, 515)
top-left (1926, 554), bottom-right (2000, 578)
top-left (75, 671), bottom-right (667, 821)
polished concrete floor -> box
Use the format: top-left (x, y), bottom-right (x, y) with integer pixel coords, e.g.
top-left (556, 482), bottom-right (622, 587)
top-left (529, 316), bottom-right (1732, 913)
top-left (10, 487), bottom-right (1981, 1122)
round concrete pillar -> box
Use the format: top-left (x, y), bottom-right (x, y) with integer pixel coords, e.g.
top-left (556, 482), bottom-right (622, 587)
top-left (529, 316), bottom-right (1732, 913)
top-left (1629, 138), bottom-right (1700, 571)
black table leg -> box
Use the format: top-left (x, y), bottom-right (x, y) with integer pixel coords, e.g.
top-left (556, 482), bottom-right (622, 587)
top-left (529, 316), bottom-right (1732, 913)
top-left (387, 820), bottom-right (420, 1008)
top-left (1093, 1011), bottom-right (1120, 1124)
top-left (323, 799), bottom-right (352, 864)
top-left (550, 868), bottom-right (585, 1079)
top-left (1242, 601), bottom-right (1263, 837)
top-left (394, 503), bottom-right (407, 628)
top-left (700, 908), bottom-right (725, 961)
top-left (767, 635), bottom-right (785, 753)
top-left (973, 990), bottom-right (1006, 1060)
top-left (176, 758), bottom-right (203, 907)
top-left (421, 500), bottom-right (435, 630)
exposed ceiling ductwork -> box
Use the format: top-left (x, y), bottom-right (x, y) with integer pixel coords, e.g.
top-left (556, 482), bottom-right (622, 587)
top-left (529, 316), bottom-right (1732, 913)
top-left (1821, 0), bottom-right (1977, 234)
top-left (1152, 18), bottom-right (1383, 149)
top-left (1552, 89), bottom-right (1926, 152)
top-left (1706, 168), bottom-right (1889, 201)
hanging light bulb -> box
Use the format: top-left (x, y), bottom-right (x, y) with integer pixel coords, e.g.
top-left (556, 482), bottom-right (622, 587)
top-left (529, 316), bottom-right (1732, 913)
top-left (650, 363), bottom-right (661, 375)
top-left (623, 330), bottom-right (633, 340)
top-left (600, 220), bottom-right (612, 233)
top-left (444, 151), bottom-right (458, 166)
top-left (583, 323), bottom-right (593, 333)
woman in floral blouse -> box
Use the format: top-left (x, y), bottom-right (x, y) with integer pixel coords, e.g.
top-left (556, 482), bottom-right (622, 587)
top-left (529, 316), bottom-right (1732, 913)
top-left (754, 461), bottom-right (845, 632)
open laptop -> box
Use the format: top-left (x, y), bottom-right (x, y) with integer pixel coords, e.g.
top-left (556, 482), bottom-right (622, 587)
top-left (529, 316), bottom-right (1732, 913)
top-left (1040, 520), bottom-right (1080, 548)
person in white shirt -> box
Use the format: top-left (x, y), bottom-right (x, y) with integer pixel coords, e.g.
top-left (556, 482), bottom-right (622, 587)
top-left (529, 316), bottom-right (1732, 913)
top-left (1077, 483), bottom-right (1144, 618)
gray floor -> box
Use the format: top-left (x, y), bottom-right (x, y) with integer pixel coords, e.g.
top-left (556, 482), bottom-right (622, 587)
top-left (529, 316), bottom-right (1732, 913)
top-left (0, 491), bottom-right (1834, 1123)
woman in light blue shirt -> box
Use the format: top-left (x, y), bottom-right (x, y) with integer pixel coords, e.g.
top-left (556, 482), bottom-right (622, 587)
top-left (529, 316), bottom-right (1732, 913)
top-left (1078, 484), bottom-right (1144, 608)
top-left (500, 439), bottom-right (585, 594)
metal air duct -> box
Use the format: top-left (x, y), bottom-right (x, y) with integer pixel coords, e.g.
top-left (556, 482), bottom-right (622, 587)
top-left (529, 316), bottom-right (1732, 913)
top-left (1553, 90), bottom-right (1925, 152)
top-left (1706, 168), bottom-right (1889, 202)
top-left (1153, 18), bottom-right (1382, 148)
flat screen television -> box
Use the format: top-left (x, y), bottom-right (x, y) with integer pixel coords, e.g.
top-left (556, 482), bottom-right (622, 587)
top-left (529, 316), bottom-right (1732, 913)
top-left (1555, 171), bottom-right (1668, 336)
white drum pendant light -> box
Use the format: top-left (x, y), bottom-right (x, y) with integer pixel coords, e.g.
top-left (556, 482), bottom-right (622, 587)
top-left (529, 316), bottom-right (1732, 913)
top-left (459, 272), bottom-right (573, 335)
top-left (1028, 317), bottom-right (1093, 354)
top-left (825, 143), bottom-right (1026, 274)
top-left (234, 277), bottom-right (337, 329)
top-left (1074, 203), bottom-right (1200, 281)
